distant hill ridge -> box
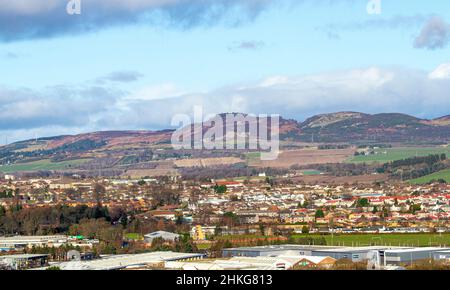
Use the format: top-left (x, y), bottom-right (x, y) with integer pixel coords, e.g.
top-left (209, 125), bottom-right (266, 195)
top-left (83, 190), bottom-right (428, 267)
top-left (4, 112), bottom-right (450, 152)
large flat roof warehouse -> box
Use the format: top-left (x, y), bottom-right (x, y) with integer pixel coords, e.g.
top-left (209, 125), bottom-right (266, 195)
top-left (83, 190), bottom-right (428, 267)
top-left (222, 245), bottom-right (327, 258)
top-left (0, 235), bottom-right (68, 247)
top-left (224, 245), bottom-right (411, 252)
top-left (223, 245), bottom-right (404, 255)
top-left (222, 245), bottom-right (420, 263)
top-left (433, 250), bottom-right (450, 261)
top-left (383, 247), bottom-right (449, 266)
top-left (384, 247), bottom-right (445, 254)
top-left (224, 245), bottom-right (340, 253)
top-left (0, 235), bottom-right (67, 243)
top-left (434, 250), bottom-right (450, 255)
top-left (165, 255), bottom-right (338, 270)
top-left (314, 246), bottom-right (403, 253)
top-left (166, 256), bottom-right (301, 270)
top-left (47, 252), bottom-right (205, 270)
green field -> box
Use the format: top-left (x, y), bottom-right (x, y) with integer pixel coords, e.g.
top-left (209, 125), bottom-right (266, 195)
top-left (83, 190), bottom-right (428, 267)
top-left (124, 233), bottom-right (143, 240)
top-left (291, 233), bottom-right (450, 247)
top-left (196, 243), bottom-right (213, 250)
top-left (409, 169), bottom-right (450, 184)
top-left (0, 159), bottom-right (91, 173)
top-left (348, 147), bottom-right (450, 164)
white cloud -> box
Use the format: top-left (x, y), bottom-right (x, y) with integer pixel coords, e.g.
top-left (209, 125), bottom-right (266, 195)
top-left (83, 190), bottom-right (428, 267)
top-left (126, 83), bottom-right (185, 101)
top-left (259, 76), bottom-right (289, 87)
top-left (0, 0), bottom-right (60, 15)
top-left (429, 63), bottom-right (450, 79)
top-left (95, 65), bottom-right (450, 131)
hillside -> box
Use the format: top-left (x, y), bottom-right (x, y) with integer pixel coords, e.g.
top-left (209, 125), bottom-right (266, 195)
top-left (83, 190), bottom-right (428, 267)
top-left (425, 115), bottom-right (450, 126)
top-left (1, 112), bottom-right (450, 175)
top-left (298, 112), bottom-right (450, 143)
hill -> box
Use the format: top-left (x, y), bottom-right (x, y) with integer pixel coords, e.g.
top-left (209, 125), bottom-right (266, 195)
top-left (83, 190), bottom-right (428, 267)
top-left (298, 112), bottom-right (450, 143)
top-left (1, 111), bottom-right (450, 175)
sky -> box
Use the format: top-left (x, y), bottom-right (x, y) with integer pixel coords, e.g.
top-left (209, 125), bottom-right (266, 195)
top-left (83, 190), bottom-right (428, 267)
top-left (0, 0), bottom-right (450, 143)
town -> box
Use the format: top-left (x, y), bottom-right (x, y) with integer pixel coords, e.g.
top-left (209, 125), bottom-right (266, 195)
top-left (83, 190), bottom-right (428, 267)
top-left (1, 172), bottom-right (449, 270)
top-left (1, 0), bottom-right (450, 278)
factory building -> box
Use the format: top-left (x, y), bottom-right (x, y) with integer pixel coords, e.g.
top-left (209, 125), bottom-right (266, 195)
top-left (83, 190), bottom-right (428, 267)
top-left (223, 245), bottom-right (394, 263)
top-left (46, 251), bottom-right (205, 270)
top-left (311, 246), bottom-right (392, 263)
top-left (222, 245), bottom-right (338, 258)
top-left (433, 250), bottom-right (450, 263)
top-left (0, 235), bottom-right (68, 251)
top-left (383, 248), bottom-right (446, 266)
top-left (223, 245), bottom-right (450, 265)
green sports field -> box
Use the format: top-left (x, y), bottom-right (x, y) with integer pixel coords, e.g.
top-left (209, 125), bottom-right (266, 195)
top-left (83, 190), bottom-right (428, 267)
top-left (409, 169), bottom-right (450, 184)
top-left (0, 159), bottom-right (90, 173)
top-left (348, 147), bottom-right (450, 164)
top-left (290, 233), bottom-right (450, 247)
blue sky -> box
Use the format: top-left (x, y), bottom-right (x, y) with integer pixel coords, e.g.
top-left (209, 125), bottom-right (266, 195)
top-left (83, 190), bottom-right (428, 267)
top-left (0, 0), bottom-right (450, 142)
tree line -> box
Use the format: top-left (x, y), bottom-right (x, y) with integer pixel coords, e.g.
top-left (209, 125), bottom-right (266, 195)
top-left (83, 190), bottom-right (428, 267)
top-left (377, 154), bottom-right (448, 180)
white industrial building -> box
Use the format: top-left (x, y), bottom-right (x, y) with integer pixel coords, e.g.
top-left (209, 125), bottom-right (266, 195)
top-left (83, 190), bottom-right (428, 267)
top-left (0, 235), bottom-right (68, 251)
top-left (433, 250), bottom-right (450, 262)
top-left (0, 235), bottom-right (97, 251)
top-left (165, 255), bottom-right (336, 270)
top-left (223, 245), bottom-right (450, 267)
top-left (383, 247), bottom-right (447, 266)
top-left (45, 252), bottom-right (205, 270)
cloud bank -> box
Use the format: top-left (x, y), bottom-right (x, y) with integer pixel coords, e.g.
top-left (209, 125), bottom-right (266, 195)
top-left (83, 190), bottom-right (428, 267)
top-left (0, 0), bottom-right (279, 42)
top-left (2, 65), bottom-right (450, 142)
top-left (0, 0), bottom-right (374, 42)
